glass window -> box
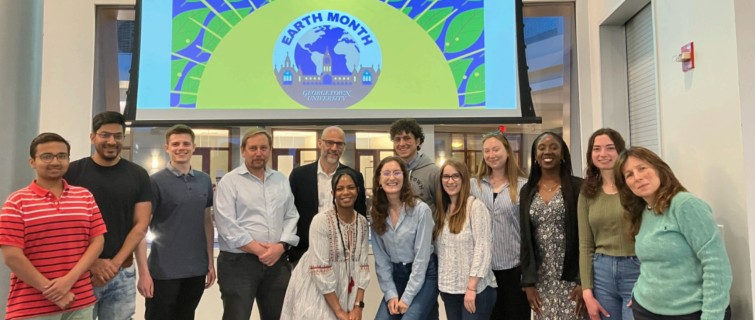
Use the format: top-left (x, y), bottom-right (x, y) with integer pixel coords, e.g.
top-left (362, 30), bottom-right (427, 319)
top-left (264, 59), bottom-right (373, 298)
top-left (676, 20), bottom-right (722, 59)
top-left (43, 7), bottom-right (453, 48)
top-left (451, 134), bottom-right (465, 150)
top-left (355, 132), bottom-right (392, 150)
top-left (273, 130), bottom-right (317, 149)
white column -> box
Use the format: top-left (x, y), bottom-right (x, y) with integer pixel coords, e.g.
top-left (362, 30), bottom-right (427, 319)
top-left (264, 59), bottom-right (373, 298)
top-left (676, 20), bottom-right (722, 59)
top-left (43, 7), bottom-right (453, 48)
top-left (0, 0), bottom-right (44, 317)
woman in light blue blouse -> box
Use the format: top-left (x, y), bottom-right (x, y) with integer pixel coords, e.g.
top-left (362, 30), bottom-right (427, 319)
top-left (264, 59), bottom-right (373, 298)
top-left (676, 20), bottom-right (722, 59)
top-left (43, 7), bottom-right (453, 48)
top-left (615, 147), bottom-right (732, 320)
top-left (371, 156), bottom-right (438, 320)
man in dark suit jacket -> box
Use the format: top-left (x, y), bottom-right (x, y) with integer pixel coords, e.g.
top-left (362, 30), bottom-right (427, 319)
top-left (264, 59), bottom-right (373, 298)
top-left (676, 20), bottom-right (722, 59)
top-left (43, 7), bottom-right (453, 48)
top-left (288, 126), bottom-right (367, 265)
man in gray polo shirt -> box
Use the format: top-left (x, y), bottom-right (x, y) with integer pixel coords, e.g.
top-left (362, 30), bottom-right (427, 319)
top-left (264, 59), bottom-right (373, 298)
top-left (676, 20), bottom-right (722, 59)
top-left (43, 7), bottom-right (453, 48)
top-left (135, 124), bottom-right (215, 319)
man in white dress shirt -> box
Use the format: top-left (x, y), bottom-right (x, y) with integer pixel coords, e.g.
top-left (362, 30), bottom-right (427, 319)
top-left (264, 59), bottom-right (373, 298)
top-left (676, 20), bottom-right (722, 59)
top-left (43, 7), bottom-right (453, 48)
top-left (214, 128), bottom-right (299, 320)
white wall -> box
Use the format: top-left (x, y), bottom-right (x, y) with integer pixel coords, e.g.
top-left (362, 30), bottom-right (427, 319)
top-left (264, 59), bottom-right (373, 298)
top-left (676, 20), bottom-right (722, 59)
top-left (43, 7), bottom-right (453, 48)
top-left (578, 0), bottom-right (755, 317)
top-left (39, 0), bottom-right (134, 160)
top-left (653, 1), bottom-right (753, 316)
top-left (733, 0), bottom-right (755, 311)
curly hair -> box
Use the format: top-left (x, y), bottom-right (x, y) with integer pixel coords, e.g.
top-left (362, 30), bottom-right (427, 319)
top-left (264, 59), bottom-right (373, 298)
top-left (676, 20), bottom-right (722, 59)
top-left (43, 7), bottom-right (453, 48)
top-left (370, 156), bottom-right (417, 235)
top-left (615, 147), bottom-right (686, 240)
top-left (581, 128), bottom-right (626, 199)
top-left (389, 118), bottom-right (425, 150)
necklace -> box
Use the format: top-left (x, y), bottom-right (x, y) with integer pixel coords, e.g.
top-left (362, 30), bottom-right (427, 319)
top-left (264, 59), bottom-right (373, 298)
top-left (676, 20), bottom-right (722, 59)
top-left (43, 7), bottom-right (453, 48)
top-left (335, 211), bottom-right (357, 296)
top-left (539, 181), bottom-right (561, 192)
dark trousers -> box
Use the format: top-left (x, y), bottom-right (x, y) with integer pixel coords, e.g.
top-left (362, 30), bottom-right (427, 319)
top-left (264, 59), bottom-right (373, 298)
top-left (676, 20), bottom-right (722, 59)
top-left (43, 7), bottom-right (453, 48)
top-left (491, 267), bottom-right (531, 320)
top-left (217, 251), bottom-right (291, 320)
top-left (441, 286), bottom-right (497, 320)
top-left (632, 298), bottom-right (732, 320)
top-left (145, 275), bottom-right (206, 320)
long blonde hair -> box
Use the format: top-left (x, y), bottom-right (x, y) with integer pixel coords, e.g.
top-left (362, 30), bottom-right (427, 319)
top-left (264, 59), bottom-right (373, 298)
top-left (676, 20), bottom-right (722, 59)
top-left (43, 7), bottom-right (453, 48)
top-left (476, 132), bottom-right (526, 202)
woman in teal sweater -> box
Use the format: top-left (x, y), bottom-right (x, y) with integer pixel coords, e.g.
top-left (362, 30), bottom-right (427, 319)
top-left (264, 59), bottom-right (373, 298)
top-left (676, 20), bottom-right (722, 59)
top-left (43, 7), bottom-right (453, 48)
top-left (615, 147), bottom-right (732, 320)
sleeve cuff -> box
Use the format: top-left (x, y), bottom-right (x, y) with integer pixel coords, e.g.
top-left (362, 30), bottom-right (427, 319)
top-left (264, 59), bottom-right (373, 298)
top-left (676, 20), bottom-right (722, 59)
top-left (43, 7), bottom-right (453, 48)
top-left (225, 234), bottom-right (253, 249)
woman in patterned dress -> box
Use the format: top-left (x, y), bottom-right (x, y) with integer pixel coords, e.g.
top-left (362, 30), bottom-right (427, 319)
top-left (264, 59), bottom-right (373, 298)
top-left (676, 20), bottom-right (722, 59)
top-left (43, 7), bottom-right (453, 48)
top-left (281, 168), bottom-right (370, 320)
top-left (520, 132), bottom-right (586, 319)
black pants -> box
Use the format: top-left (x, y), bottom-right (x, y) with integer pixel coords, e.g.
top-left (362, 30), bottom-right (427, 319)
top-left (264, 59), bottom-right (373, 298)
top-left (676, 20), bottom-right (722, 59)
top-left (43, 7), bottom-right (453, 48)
top-left (217, 251), bottom-right (291, 320)
top-left (145, 275), bottom-right (206, 320)
top-left (491, 267), bottom-right (531, 320)
top-left (632, 298), bottom-right (732, 320)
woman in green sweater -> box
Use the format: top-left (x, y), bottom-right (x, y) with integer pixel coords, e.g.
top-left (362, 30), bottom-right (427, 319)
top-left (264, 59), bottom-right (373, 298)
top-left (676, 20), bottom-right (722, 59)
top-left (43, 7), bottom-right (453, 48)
top-left (578, 128), bottom-right (638, 320)
top-left (615, 147), bottom-right (732, 320)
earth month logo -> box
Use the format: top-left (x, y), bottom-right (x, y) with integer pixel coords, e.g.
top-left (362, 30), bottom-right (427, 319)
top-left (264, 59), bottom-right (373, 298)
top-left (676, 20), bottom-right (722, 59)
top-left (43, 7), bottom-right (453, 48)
top-left (273, 10), bottom-right (382, 108)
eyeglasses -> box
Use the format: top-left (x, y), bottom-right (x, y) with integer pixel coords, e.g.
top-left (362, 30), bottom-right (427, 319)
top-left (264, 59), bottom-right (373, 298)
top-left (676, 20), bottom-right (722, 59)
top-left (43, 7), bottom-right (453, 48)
top-left (37, 153), bottom-right (70, 162)
top-left (96, 132), bottom-right (125, 141)
top-left (321, 139), bottom-right (345, 149)
top-left (392, 135), bottom-right (415, 144)
top-left (441, 173), bottom-right (461, 182)
top-left (381, 170), bottom-right (403, 178)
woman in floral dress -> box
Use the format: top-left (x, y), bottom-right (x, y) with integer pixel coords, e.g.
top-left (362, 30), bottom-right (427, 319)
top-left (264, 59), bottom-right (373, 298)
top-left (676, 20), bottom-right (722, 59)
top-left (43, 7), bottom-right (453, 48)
top-left (519, 132), bottom-right (586, 320)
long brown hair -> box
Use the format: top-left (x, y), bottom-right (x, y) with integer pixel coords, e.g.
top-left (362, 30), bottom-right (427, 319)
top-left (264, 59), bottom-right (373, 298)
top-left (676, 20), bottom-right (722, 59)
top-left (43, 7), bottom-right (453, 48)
top-left (434, 159), bottom-right (471, 239)
top-left (615, 147), bottom-right (686, 239)
top-left (370, 156), bottom-right (417, 235)
top-left (582, 128), bottom-right (626, 198)
top-left (475, 131), bottom-right (526, 202)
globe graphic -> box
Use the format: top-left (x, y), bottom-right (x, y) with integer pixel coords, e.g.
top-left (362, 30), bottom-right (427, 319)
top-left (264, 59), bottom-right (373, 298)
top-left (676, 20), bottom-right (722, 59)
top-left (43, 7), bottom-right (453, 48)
top-left (294, 26), bottom-right (361, 76)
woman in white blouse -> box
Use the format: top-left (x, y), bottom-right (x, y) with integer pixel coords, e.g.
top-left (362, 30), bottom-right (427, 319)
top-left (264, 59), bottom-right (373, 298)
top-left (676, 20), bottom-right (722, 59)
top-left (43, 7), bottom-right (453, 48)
top-left (280, 168), bottom-right (370, 320)
top-left (434, 159), bottom-right (497, 320)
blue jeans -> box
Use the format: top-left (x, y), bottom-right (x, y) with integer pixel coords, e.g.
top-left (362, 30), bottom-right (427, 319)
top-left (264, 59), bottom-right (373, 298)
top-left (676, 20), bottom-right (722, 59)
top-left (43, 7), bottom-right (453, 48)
top-left (592, 254), bottom-right (640, 320)
top-left (375, 254), bottom-right (439, 320)
top-left (440, 286), bottom-right (497, 320)
top-left (27, 306), bottom-right (94, 320)
top-left (92, 265), bottom-right (136, 320)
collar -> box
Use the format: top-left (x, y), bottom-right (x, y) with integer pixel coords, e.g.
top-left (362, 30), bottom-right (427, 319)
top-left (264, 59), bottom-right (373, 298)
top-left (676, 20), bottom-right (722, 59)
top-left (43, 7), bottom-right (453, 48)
top-left (167, 162), bottom-right (195, 177)
top-left (238, 165), bottom-right (273, 180)
top-left (29, 179), bottom-right (70, 197)
top-left (317, 160), bottom-right (339, 177)
top-left (481, 175), bottom-right (510, 188)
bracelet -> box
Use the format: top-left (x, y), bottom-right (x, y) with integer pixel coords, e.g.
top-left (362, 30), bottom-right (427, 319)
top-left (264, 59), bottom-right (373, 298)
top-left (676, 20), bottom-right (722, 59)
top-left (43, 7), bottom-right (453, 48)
top-left (466, 287), bottom-right (476, 292)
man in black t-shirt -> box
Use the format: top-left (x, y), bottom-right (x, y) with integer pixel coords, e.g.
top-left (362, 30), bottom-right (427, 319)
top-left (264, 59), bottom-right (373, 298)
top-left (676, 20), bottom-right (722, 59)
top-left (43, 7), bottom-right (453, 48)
top-left (64, 111), bottom-right (152, 320)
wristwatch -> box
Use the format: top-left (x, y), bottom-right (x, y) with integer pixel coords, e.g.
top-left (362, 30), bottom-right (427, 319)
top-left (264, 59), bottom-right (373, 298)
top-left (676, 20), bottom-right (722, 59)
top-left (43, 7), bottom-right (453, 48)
top-left (354, 301), bottom-right (364, 309)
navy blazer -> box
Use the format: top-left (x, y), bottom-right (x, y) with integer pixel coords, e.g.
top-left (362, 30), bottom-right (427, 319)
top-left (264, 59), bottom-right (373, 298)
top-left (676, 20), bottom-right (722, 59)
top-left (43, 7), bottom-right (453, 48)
top-left (288, 161), bottom-right (367, 263)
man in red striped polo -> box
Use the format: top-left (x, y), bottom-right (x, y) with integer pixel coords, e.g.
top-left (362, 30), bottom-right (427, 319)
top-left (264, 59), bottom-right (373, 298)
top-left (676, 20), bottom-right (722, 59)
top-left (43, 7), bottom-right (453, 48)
top-left (0, 133), bottom-right (107, 319)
